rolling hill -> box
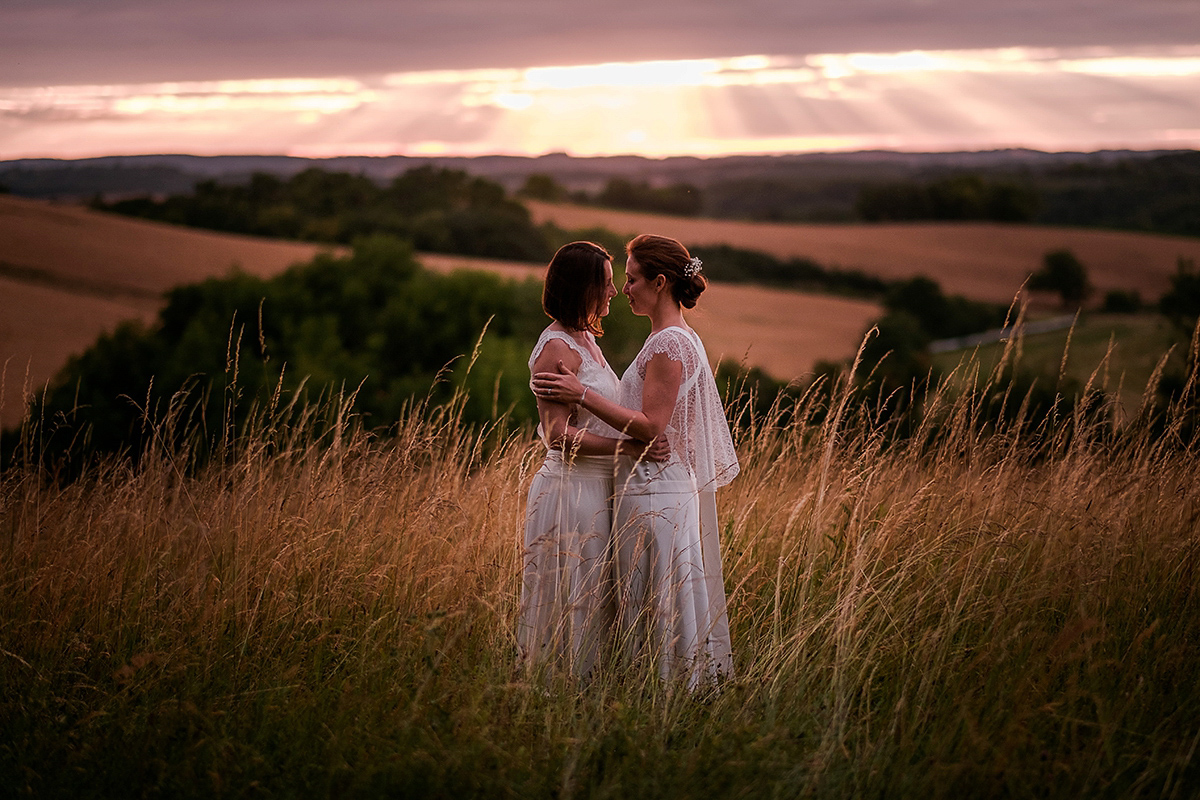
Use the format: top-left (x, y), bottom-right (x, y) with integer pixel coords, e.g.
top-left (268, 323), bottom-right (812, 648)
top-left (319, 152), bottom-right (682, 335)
top-left (0, 196), bottom-right (880, 429)
top-left (527, 200), bottom-right (1200, 305)
top-left (8, 193), bottom-right (1196, 431)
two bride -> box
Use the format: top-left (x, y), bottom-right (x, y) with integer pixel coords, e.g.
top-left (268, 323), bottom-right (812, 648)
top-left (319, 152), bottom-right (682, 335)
top-left (518, 235), bottom-right (739, 686)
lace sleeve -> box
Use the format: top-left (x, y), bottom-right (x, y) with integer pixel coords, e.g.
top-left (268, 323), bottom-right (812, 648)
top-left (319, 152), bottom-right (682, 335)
top-left (528, 329), bottom-right (583, 374)
top-left (636, 328), bottom-right (702, 384)
top-left (636, 328), bottom-right (739, 490)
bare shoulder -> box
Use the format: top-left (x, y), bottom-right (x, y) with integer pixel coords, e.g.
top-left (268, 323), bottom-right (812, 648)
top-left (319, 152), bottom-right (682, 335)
top-left (643, 351), bottom-right (684, 393)
top-left (532, 336), bottom-right (583, 374)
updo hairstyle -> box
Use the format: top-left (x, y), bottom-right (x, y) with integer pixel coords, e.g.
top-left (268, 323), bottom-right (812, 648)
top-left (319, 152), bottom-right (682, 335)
top-left (542, 241), bottom-right (613, 335)
top-left (626, 233), bottom-right (707, 309)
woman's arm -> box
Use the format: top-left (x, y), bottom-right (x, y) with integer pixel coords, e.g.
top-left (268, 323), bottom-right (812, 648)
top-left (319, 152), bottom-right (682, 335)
top-left (533, 352), bottom-right (682, 443)
top-left (532, 338), bottom-right (582, 448)
top-left (553, 425), bottom-right (667, 459)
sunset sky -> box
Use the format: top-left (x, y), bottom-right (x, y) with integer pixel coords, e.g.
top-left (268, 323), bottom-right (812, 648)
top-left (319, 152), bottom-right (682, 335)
top-left (2, 0), bottom-right (1198, 160)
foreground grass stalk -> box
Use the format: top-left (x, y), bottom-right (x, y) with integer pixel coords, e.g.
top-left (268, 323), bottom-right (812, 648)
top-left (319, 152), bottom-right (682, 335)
top-left (1, 375), bottom-right (1198, 798)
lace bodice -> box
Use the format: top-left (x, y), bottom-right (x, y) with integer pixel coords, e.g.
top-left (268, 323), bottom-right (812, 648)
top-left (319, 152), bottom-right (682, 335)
top-left (529, 328), bottom-right (623, 446)
top-left (620, 326), bottom-right (740, 490)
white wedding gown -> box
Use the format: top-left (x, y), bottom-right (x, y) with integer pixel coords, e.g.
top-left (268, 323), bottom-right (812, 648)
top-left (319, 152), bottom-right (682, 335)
top-left (518, 328), bottom-right (623, 676)
top-left (612, 326), bottom-right (740, 687)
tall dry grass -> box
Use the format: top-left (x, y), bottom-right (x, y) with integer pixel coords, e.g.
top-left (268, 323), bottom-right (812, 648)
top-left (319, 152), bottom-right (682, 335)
top-left (2, 338), bottom-right (1199, 798)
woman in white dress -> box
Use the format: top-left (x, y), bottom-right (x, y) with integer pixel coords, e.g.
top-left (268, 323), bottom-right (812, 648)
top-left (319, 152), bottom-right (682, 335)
top-left (519, 241), bottom-right (665, 677)
top-left (533, 234), bottom-right (740, 687)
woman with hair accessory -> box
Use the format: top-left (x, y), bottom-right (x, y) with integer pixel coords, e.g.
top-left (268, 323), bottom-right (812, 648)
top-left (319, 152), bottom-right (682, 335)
top-left (519, 241), bottom-right (668, 677)
top-left (533, 234), bottom-right (739, 687)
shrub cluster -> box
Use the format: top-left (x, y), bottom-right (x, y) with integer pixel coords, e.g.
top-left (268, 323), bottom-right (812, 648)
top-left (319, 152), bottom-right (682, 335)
top-left (13, 236), bottom-right (546, 463)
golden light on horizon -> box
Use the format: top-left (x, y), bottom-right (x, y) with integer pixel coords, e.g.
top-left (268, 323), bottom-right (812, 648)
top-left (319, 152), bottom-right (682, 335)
top-left (1, 46), bottom-right (1198, 160)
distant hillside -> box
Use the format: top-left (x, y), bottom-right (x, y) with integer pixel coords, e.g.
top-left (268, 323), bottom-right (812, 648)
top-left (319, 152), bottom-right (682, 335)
top-left (3, 148), bottom-right (1196, 237)
top-left (0, 196), bottom-right (880, 429)
top-left (2, 149), bottom-right (1136, 197)
top-left (526, 200), bottom-right (1200, 306)
top-left (0, 196), bottom-right (335, 429)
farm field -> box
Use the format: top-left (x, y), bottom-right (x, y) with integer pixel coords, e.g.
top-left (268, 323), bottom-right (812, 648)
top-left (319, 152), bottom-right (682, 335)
top-left (527, 200), bottom-right (1200, 305)
top-left (6, 194), bottom-right (1197, 429)
top-left (0, 196), bottom-right (338, 428)
top-left (0, 196), bottom-right (879, 428)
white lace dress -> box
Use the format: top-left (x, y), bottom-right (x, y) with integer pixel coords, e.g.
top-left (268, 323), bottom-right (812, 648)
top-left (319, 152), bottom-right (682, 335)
top-left (613, 326), bottom-right (740, 686)
top-left (518, 328), bottom-right (624, 676)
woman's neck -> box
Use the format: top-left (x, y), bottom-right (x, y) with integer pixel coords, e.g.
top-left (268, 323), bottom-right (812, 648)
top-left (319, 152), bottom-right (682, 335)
top-left (551, 321), bottom-right (589, 340)
top-left (648, 303), bottom-right (685, 334)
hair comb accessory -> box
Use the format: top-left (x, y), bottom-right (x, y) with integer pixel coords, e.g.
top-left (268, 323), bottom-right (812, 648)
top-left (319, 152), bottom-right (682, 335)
top-left (683, 256), bottom-right (703, 278)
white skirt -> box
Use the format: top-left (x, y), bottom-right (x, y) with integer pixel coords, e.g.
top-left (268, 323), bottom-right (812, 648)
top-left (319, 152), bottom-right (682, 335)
top-left (518, 452), bottom-right (616, 676)
top-left (614, 458), bottom-right (733, 687)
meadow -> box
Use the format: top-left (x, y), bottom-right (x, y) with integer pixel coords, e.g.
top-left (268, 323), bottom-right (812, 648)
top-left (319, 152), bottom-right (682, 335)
top-left (932, 313), bottom-right (1187, 419)
top-left (2, 330), bottom-right (1198, 798)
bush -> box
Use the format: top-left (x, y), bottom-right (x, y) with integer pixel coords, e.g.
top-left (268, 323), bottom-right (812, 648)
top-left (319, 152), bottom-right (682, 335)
top-left (1160, 257), bottom-right (1200, 331)
top-left (15, 235), bottom-right (551, 463)
top-left (883, 276), bottom-right (1008, 340)
top-left (1101, 289), bottom-right (1142, 314)
top-left (1029, 248), bottom-right (1092, 307)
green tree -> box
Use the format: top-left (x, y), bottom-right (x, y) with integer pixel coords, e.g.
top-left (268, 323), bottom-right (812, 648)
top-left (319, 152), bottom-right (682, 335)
top-left (17, 235), bottom-right (559, 463)
top-left (1160, 257), bottom-right (1200, 332)
top-left (518, 173), bottom-right (567, 201)
top-left (1029, 249), bottom-right (1091, 308)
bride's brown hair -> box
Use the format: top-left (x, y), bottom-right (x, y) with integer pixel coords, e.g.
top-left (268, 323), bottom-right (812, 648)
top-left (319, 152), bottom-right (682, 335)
top-left (626, 234), bottom-right (706, 309)
top-left (542, 241), bottom-right (612, 334)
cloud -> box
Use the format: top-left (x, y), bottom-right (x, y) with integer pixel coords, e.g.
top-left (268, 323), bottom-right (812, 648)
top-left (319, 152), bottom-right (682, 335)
top-left (1, 0), bottom-right (1198, 85)
top-left (2, 46), bottom-right (1197, 159)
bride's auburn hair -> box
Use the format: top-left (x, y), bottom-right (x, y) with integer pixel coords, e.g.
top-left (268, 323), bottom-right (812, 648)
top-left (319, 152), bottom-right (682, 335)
top-left (626, 233), bottom-right (706, 309)
top-left (542, 241), bottom-right (612, 335)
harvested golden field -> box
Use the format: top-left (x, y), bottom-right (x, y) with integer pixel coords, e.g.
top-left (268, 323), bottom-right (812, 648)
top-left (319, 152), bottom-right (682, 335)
top-left (0, 195), bottom-right (334, 294)
top-left (528, 200), bottom-right (1200, 305)
top-left (0, 276), bottom-right (160, 424)
top-left (0, 196), bottom-right (335, 427)
top-left (0, 196), bottom-right (878, 428)
top-left (687, 283), bottom-right (877, 378)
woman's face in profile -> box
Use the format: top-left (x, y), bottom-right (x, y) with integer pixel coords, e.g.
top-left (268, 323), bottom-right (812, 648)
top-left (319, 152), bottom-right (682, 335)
top-left (622, 255), bottom-right (655, 316)
top-left (595, 259), bottom-right (617, 317)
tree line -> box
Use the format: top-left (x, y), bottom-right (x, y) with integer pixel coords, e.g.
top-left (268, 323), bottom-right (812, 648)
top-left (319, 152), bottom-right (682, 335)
top-left (519, 151), bottom-right (1200, 237)
top-left (96, 166), bottom-right (552, 262)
